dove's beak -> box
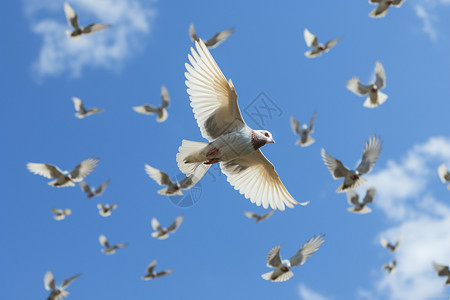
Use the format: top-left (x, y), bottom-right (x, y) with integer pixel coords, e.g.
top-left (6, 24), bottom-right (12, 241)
top-left (270, 139), bottom-right (275, 144)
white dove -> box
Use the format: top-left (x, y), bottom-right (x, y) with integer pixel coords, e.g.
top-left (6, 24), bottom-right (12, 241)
top-left (51, 208), bottom-right (72, 221)
top-left (369, 0), bottom-right (405, 18)
top-left (290, 111), bottom-right (317, 147)
top-left (79, 179), bottom-right (109, 198)
top-left (27, 158), bottom-right (98, 187)
top-left (64, 2), bottom-right (110, 39)
top-left (151, 215), bottom-right (184, 240)
top-left (346, 187), bottom-right (376, 214)
top-left (380, 237), bottom-right (401, 253)
top-left (382, 259), bottom-right (396, 274)
top-left (438, 164), bottom-right (450, 190)
top-left (44, 271), bottom-right (81, 300)
top-left (261, 234), bottom-right (325, 282)
top-left (133, 86), bottom-right (170, 122)
top-left (321, 135), bottom-right (382, 193)
top-left (303, 29), bottom-right (341, 58)
top-left (99, 235), bottom-right (128, 254)
top-left (433, 262), bottom-right (450, 286)
top-left (141, 260), bottom-right (174, 280)
top-left (244, 210), bottom-right (275, 222)
top-left (72, 97), bottom-right (104, 119)
top-left (176, 39), bottom-right (308, 211)
top-left (347, 61), bottom-right (387, 108)
top-left (145, 164), bottom-right (197, 196)
top-left (97, 203), bottom-right (117, 217)
top-left (189, 24), bottom-right (234, 49)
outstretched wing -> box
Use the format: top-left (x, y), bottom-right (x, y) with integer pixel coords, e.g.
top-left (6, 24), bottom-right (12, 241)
top-left (61, 273), bottom-right (81, 289)
top-left (434, 262), bottom-right (450, 276)
top-left (324, 37), bottom-right (341, 50)
top-left (99, 235), bottom-right (110, 248)
top-left (44, 271), bottom-right (56, 291)
top-left (145, 164), bottom-right (173, 186)
top-left (346, 190), bottom-right (359, 206)
top-left (303, 28), bottom-right (318, 47)
top-left (309, 110), bottom-right (317, 132)
top-left (290, 234), bottom-right (325, 266)
top-left (70, 158), bottom-right (98, 182)
top-left (167, 215), bottom-right (184, 233)
top-left (64, 2), bottom-right (79, 30)
top-left (27, 163), bottom-right (63, 179)
top-left (146, 259), bottom-right (157, 274)
top-left (151, 218), bottom-right (163, 232)
top-left (321, 149), bottom-right (349, 179)
top-left (356, 135), bottom-right (383, 175)
top-left (290, 116), bottom-right (302, 135)
top-left (266, 245), bottom-right (282, 268)
top-left (189, 23), bottom-right (198, 42)
top-left (82, 24), bottom-right (110, 34)
top-left (95, 179), bottom-right (110, 195)
top-left (160, 85), bottom-right (170, 109)
top-left (346, 77), bottom-right (371, 96)
top-left (133, 105), bottom-right (159, 114)
top-left (374, 61), bottom-right (386, 88)
top-left (363, 187), bottom-right (376, 205)
top-left (72, 97), bottom-right (85, 113)
top-left (205, 27), bottom-right (235, 49)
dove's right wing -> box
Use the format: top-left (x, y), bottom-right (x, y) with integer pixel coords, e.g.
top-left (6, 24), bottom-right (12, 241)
top-left (61, 273), bottom-right (81, 289)
top-left (244, 212), bottom-right (258, 219)
top-left (324, 37), bottom-right (341, 50)
top-left (156, 269), bottom-right (174, 277)
top-left (99, 235), bottom-right (110, 248)
top-left (438, 164), bottom-right (450, 183)
top-left (64, 2), bottom-right (79, 30)
top-left (309, 110), bottom-right (317, 132)
top-left (27, 163), bottom-right (63, 179)
top-left (290, 116), bottom-right (301, 135)
top-left (205, 27), bottom-right (235, 49)
top-left (261, 210), bottom-right (275, 220)
top-left (375, 61), bottom-right (386, 88)
top-left (379, 237), bottom-right (390, 248)
top-left (356, 135), bottom-right (383, 175)
top-left (151, 218), bottom-right (163, 232)
top-left (72, 97), bottom-right (84, 112)
top-left (179, 175), bottom-right (197, 189)
top-left (266, 245), bottom-right (282, 267)
top-left (346, 77), bottom-right (371, 96)
top-left (79, 181), bottom-right (92, 195)
top-left (146, 259), bottom-right (157, 274)
top-left (189, 23), bottom-right (198, 42)
top-left (70, 158), bottom-right (98, 182)
top-left (82, 24), bottom-right (110, 34)
top-left (433, 262), bottom-right (450, 276)
top-left (321, 149), bottom-right (350, 179)
top-left (160, 85), bottom-right (170, 109)
top-left (145, 164), bottom-right (173, 186)
top-left (167, 215), bottom-right (184, 233)
top-left (290, 234), bottom-right (325, 266)
top-left (346, 190), bottom-right (359, 206)
top-left (44, 271), bottom-right (56, 291)
top-left (95, 179), bottom-right (110, 195)
top-left (363, 187), bottom-right (376, 205)
top-left (303, 28), bottom-right (318, 47)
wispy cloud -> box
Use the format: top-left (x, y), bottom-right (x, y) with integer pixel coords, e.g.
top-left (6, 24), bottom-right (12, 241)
top-left (298, 283), bottom-right (331, 300)
top-left (414, 4), bottom-right (437, 42)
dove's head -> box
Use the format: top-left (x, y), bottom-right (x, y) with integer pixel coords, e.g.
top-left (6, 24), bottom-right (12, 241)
top-left (254, 130), bottom-right (275, 144)
top-left (302, 124), bottom-right (308, 130)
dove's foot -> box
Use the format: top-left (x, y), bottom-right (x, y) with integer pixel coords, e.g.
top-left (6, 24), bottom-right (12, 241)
top-left (204, 158), bottom-right (220, 165)
top-left (206, 148), bottom-right (219, 157)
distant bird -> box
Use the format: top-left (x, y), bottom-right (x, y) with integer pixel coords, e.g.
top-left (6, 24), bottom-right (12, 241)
top-left (380, 237), bottom-right (401, 253)
top-left (51, 208), bottom-right (72, 221)
top-left (303, 29), bottom-right (341, 58)
top-left (438, 164), bottom-right (450, 190)
top-left (189, 23), bottom-right (234, 49)
top-left (97, 203), bottom-right (117, 217)
top-left (244, 210), bottom-right (275, 222)
top-left (141, 259), bottom-right (174, 280)
top-left (290, 111), bottom-right (317, 147)
top-left (346, 61), bottom-right (387, 108)
top-left (145, 164), bottom-right (196, 196)
top-left (433, 262), bottom-right (450, 286)
top-left (44, 271), bottom-right (81, 300)
top-left (382, 259), bottom-right (396, 274)
top-left (176, 40), bottom-right (309, 211)
top-left (71, 97), bottom-right (104, 119)
top-left (27, 158), bottom-right (98, 188)
top-left (369, 0), bottom-right (405, 18)
top-left (261, 234), bottom-right (325, 282)
top-left (99, 235), bottom-right (128, 254)
top-left (64, 2), bottom-right (110, 39)
top-left (321, 135), bottom-right (382, 193)
top-left (346, 187), bottom-right (376, 214)
top-left (79, 179), bottom-right (110, 198)
top-left (133, 86), bottom-right (170, 122)
top-left (151, 215), bottom-right (184, 240)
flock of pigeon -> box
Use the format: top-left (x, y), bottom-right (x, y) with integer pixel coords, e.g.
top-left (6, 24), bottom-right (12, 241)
top-left (25, 1), bottom-right (450, 299)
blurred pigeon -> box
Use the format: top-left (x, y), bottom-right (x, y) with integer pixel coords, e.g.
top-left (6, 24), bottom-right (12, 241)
top-left (71, 97), bottom-right (104, 119)
top-left (99, 234), bottom-right (128, 254)
top-left (244, 210), bottom-right (275, 222)
top-left (133, 86), bottom-right (170, 122)
top-left (380, 237), bottom-right (401, 253)
top-left (303, 29), bottom-right (341, 58)
top-left (27, 158), bottom-right (98, 187)
top-left (382, 259), bottom-right (396, 274)
top-left (369, 0), bottom-right (405, 18)
top-left (64, 2), bottom-right (110, 39)
top-left (51, 208), bottom-right (72, 221)
top-left (145, 164), bottom-right (196, 196)
top-left (346, 187), bottom-right (376, 214)
top-left (44, 271), bottom-right (81, 300)
top-left (321, 135), bottom-right (382, 193)
top-left (290, 111), bottom-right (317, 147)
top-left (347, 61), bottom-right (387, 108)
top-left (433, 262), bottom-right (450, 286)
top-left (97, 203), bottom-right (117, 217)
top-left (261, 234), bottom-right (325, 282)
top-left (438, 164), bottom-right (450, 190)
top-left (189, 23), bottom-right (234, 49)
top-left (151, 215), bottom-right (184, 240)
top-left (176, 40), bottom-right (309, 211)
top-left (141, 259), bottom-right (174, 280)
top-left (80, 179), bottom-right (110, 198)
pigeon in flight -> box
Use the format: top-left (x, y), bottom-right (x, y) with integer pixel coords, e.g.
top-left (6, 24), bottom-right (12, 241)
top-left (72, 97), bottom-right (104, 119)
top-left (145, 164), bottom-right (197, 196)
top-left (382, 259), bottom-right (396, 274)
top-left (369, 0), bottom-right (405, 18)
top-left (44, 271), bottom-right (81, 300)
top-left (79, 179), bottom-right (110, 198)
top-left (189, 24), bottom-right (235, 49)
top-left (321, 135), bottom-right (382, 193)
top-left (346, 61), bottom-right (387, 108)
top-left (244, 210), bottom-right (275, 222)
top-left (176, 40), bottom-right (309, 211)
top-left (27, 158), bottom-right (98, 188)
top-left (133, 86), bottom-right (170, 122)
top-left (261, 234), bottom-right (325, 282)
top-left (438, 164), bottom-right (450, 190)
top-left (97, 203), bottom-right (117, 217)
top-left (51, 208), bottom-right (72, 221)
top-left (380, 237), bottom-right (401, 253)
top-left (290, 111), bottom-right (317, 147)
top-left (141, 259), bottom-right (174, 280)
top-left (346, 187), bottom-right (376, 214)
top-left (99, 235), bottom-right (128, 254)
top-left (64, 2), bottom-right (110, 39)
top-left (303, 29), bottom-right (341, 58)
top-left (151, 215), bottom-right (184, 240)
top-left (433, 262), bottom-right (450, 286)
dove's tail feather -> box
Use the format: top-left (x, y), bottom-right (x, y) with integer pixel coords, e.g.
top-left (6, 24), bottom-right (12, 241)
top-left (157, 109), bottom-right (168, 122)
top-left (364, 92), bottom-right (388, 108)
top-left (261, 270), bottom-right (294, 282)
top-left (304, 50), bottom-right (321, 58)
top-left (336, 177), bottom-right (367, 193)
top-left (298, 136), bottom-right (315, 147)
top-left (151, 232), bottom-right (169, 240)
top-left (176, 140), bottom-right (211, 182)
top-left (347, 206), bottom-right (372, 214)
top-left (157, 187), bottom-right (183, 196)
top-left (261, 271), bottom-right (275, 281)
top-left (48, 180), bottom-right (76, 188)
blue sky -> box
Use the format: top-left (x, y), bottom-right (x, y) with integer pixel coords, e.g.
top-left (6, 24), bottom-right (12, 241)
top-left (2, 0), bottom-right (450, 299)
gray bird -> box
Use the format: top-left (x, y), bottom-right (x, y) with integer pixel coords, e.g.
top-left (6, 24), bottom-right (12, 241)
top-left (133, 86), bottom-right (170, 122)
top-left (321, 135), bottom-right (383, 193)
top-left (64, 2), bottom-right (110, 39)
top-left (303, 29), bottom-right (341, 58)
top-left (189, 23), bottom-right (234, 49)
top-left (151, 215), bottom-right (184, 240)
top-left (44, 271), bottom-right (81, 300)
top-left (99, 234), bottom-right (128, 254)
top-left (382, 259), bottom-right (396, 274)
top-left (346, 187), bottom-right (376, 214)
top-left (380, 237), bottom-right (401, 253)
top-left (261, 234), bottom-right (325, 282)
top-left (72, 97), bottom-right (104, 119)
top-left (438, 164), bottom-right (450, 190)
top-left (369, 0), bottom-right (405, 18)
top-left (433, 262), bottom-right (450, 286)
top-left (141, 259), bottom-right (174, 280)
top-left (27, 158), bottom-right (98, 188)
top-left (347, 61), bottom-right (388, 108)
top-left (290, 111), bottom-right (317, 147)
top-left (244, 210), bottom-right (275, 222)
top-left (80, 179), bottom-right (110, 198)
top-left (97, 203), bottom-right (117, 217)
top-left (51, 208), bottom-right (72, 221)
top-left (145, 164), bottom-right (197, 196)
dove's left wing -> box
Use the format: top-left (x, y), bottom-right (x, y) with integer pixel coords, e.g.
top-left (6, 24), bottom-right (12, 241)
top-left (72, 97), bottom-right (85, 112)
top-left (79, 181), bottom-right (92, 195)
top-left (27, 163), bottom-right (63, 179)
top-left (156, 269), bottom-right (174, 278)
top-left (167, 215), bottom-right (184, 233)
top-left (64, 3), bottom-right (79, 29)
top-left (189, 23), bottom-right (198, 42)
top-left (356, 135), bottom-right (382, 175)
top-left (70, 158), bottom-right (98, 182)
top-left (309, 110), bottom-right (317, 132)
top-left (145, 164), bottom-right (173, 186)
top-left (324, 37), bottom-right (341, 50)
top-left (160, 85), bottom-right (170, 108)
top-left (363, 187), bottom-right (376, 205)
top-left (321, 149), bottom-right (349, 179)
top-left (290, 116), bottom-right (301, 135)
top-left (244, 212), bottom-right (258, 219)
top-left (151, 218), bottom-right (163, 232)
top-left (82, 24), bottom-right (110, 34)
top-left (99, 235), bottom-right (110, 248)
top-left (205, 27), bottom-right (235, 49)
top-left (44, 271), bottom-right (56, 291)
top-left (266, 245), bottom-right (282, 268)
top-left (179, 175), bottom-right (197, 189)
top-left (290, 234), bottom-right (325, 266)
top-left (61, 273), bottom-right (81, 289)
top-left (95, 179), bottom-right (110, 195)
top-left (347, 77), bottom-right (371, 96)
top-left (346, 190), bottom-right (359, 206)
top-left (261, 210), bottom-right (275, 220)
top-left (374, 61), bottom-right (386, 88)
top-left (303, 28), bottom-right (318, 47)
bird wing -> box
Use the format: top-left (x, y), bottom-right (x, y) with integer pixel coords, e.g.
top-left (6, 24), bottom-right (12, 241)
top-left (346, 77), bottom-right (371, 95)
top-left (160, 85), bottom-right (170, 109)
top-left (185, 39), bottom-right (245, 142)
top-left (99, 235), bottom-right (110, 248)
top-left (79, 181), bottom-right (92, 195)
top-left (309, 110), bottom-right (317, 133)
top-left (356, 135), bottom-right (383, 175)
top-left (156, 269), bottom-right (174, 277)
top-left (321, 149), bottom-right (350, 179)
top-left (95, 179), bottom-right (110, 195)
top-left (266, 245), bottom-right (282, 267)
top-left (379, 237), bottom-right (390, 248)
top-left (303, 28), bottom-right (318, 47)
top-left (64, 2), bottom-right (79, 30)
top-left (205, 27), bottom-right (235, 49)
top-left (324, 37), bottom-right (341, 50)
top-left (290, 234), bottom-right (325, 266)
top-left (346, 190), bottom-right (359, 206)
top-left (82, 24), bottom-right (110, 34)
top-left (438, 164), bottom-right (450, 183)
top-left (27, 163), bottom-right (63, 179)
top-left (44, 271), bottom-right (56, 291)
top-left (261, 210), bottom-right (275, 220)
top-left (290, 116), bottom-right (302, 135)
top-left (145, 164), bottom-right (173, 186)
top-left (179, 175), bottom-right (197, 189)
top-left (363, 187), bottom-right (376, 205)
top-left (189, 23), bottom-right (198, 42)
top-left (244, 212), bottom-right (258, 219)
top-left (392, 0), bottom-right (405, 7)
top-left (70, 158), bottom-right (98, 182)
top-left (167, 215), bottom-right (184, 233)
top-left (115, 243), bottom-right (128, 249)
top-left (434, 262), bottom-right (450, 276)
top-left (374, 61), bottom-right (386, 88)
top-left (151, 218), bottom-right (163, 231)
top-left (72, 97), bottom-right (85, 113)
top-left (51, 208), bottom-right (61, 214)
top-left (146, 259), bottom-right (157, 273)
top-left (369, 0), bottom-right (383, 3)
top-left (133, 105), bottom-right (159, 114)
top-left (61, 273), bottom-right (81, 289)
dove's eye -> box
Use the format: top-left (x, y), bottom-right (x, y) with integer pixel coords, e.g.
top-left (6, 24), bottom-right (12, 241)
top-left (264, 132), bottom-right (270, 138)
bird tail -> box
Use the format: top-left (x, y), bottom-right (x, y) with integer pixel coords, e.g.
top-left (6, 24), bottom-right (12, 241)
top-left (347, 206), bottom-right (372, 214)
top-left (304, 50), bottom-right (320, 58)
top-left (48, 180), bottom-right (75, 188)
top-left (336, 177), bottom-right (367, 193)
top-left (261, 270), bottom-right (294, 282)
top-left (157, 187), bottom-right (183, 196)
top-left (363, 92), bottom-right (388, 108)
top-left (261, 271), bottom-right (275, 281)
top-left (151, 232), bottom-right (169, 240)
top-left (299, 136), bottom-right (315, 147)
top-left (157, 109), bottom-right (168, 122)
top-left (176, 140), bottom-right (211, 182)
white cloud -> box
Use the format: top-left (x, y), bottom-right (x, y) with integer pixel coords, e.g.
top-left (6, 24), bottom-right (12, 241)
top-left (414, 4), bottom-right (437, 42)
top-left (25, 0), bottom-right (156, 79)
top-left (298, 283), bottom-right (331, 300)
